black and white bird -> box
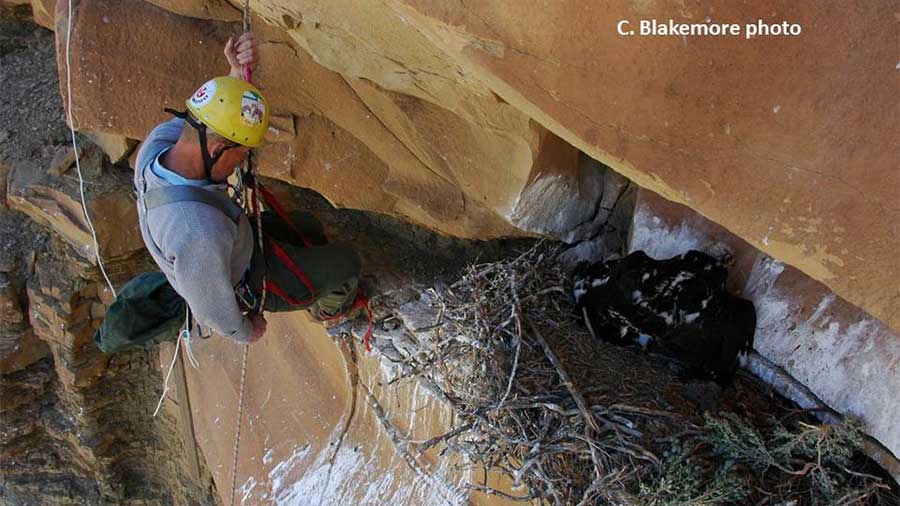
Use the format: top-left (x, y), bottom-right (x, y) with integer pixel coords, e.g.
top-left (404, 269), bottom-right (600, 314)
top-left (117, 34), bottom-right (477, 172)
top-left (573, 250), bottom-right (756, 382)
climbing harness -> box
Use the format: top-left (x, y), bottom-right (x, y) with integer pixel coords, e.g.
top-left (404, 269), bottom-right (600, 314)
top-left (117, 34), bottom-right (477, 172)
top-left (243, 175), bottom-right (376, 349)
top-left (243, 166), bottom-right (375, 347)
top-left (245, 171), bottom-right (317, 307)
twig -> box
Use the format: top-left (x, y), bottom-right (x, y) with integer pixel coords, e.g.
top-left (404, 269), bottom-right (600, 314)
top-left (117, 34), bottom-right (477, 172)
top-left (359, 368), bottom-right (468, 505)
top-left (581, 306), bottom-right (599, 341)
top-left (524, 316), bottom-right (601, 434)
top-left (607, 404), bottom-right (678, 419)
top-left (464, 482), bottom-right (534, 502)
top-left (411, 423), bottom-right (474, 457)
top-left (318, 335), bottom-right (360, 506)
top-left (495, 276), bottom-right (524, 411)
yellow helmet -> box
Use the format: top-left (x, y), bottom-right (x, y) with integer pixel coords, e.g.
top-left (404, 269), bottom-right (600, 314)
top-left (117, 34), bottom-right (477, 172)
top-left (185, 76), bottom-right (269, 147)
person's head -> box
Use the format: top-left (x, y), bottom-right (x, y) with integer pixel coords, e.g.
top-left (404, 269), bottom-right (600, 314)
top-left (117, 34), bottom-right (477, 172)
top-left (177, 123), bottom-right (250, 181)
top-left (177, 76), bottom-right (270, 181)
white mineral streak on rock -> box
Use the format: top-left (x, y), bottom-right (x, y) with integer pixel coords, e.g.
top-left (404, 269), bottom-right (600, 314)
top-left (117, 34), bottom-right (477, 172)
top-left (268, 436), bottom-right (465, 505)
top-left (744, 255), bottom-right (900, 463)
top-left (267, 444), bottom-right (313, 504)
top-left (629, 205), bottom-right (708, 259)
top-left (508, 171), bottom-right (604, 239)
top-left (508, 174), bottom-right (573, 235)
top-left (239, 476), bottom-right (257, 505)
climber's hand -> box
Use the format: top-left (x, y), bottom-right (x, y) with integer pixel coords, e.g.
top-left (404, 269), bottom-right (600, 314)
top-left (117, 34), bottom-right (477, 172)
top-left (248, 314), bottom-right (267, 342)
top-left (225, 32), bottom-right (257, 77)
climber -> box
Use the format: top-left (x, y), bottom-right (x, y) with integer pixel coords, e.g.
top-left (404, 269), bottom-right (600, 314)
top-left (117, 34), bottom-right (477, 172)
top-left (128, 33), bottom-right (362, 345)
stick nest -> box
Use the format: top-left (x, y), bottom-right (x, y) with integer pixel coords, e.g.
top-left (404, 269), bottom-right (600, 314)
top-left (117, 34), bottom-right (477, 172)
top-left (390, 243), bottom-right (895, 505)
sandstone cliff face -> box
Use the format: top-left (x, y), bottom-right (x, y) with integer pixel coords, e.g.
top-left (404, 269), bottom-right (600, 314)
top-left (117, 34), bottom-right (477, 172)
top-left (1, 244), bottom-right (219, 506)
top-left (3, 0), bottom-right (899, 503)
top-left (54, 0), bottom-right (899, 330)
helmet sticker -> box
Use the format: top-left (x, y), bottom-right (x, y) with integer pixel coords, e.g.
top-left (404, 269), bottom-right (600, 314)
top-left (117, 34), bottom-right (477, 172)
top-left (240, 90), bottom-right (265, 126)
top-left (190, 80), bottom-right (216, 108)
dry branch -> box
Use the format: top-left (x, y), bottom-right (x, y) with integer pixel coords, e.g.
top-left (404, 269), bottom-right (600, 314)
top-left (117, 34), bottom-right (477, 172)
top-left (319, 336), bottom-right (360, 505)
top-left (524, 316), bottom-right (601, 433)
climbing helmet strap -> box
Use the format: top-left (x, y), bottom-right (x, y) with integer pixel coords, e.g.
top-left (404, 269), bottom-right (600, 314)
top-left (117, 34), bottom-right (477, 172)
top-left (164, 108), bottom-right (237, 180)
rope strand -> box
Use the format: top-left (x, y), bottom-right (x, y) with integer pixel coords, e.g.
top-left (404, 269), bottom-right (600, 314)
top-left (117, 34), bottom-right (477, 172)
top-left (230, 160), bottom-right (260, 506)
top-left (229, 344), bottom-right (250, 506)
top-left (153, 309), bottom-right (197, 417)
top-left (152, 332), bottom-right (183, 417)
top-left (230, 11), bottom-right (260, 495)
top-left (65, 0), bottom-right (116, 298)
top-left (242, 0), bottom-right (252, 83)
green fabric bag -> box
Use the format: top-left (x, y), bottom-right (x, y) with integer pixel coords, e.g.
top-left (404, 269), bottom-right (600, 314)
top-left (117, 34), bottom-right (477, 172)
top-left (93, 272), bottom-right (186, 353)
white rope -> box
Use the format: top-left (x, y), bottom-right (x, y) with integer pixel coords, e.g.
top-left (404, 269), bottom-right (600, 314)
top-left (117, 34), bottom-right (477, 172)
top-left (182, 329), bottom-right (201, 369)
top-left (65, 0), bottom-right (116, 298)
top-left (153, 308), bottom-right (195, 417)
top-left (229, 344), bottom-right (250, 506)
top-left (152, 330), bottom-right (184, 417)
top-left (230, 6), bottom-right (258, 503)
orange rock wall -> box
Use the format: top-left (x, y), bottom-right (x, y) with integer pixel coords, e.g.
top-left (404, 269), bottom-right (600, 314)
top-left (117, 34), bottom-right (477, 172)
top-left (54, 0), bottom-right (898, 326)
top-left (384, 0), bottom-right (899, 329)
top-left (55, 0), bottom-right (588, 240)
top-left (169, 315), bottom-right (520, 505)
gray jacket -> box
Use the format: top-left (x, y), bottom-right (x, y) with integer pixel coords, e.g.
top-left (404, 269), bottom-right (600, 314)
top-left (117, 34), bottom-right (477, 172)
top-left (134, 118), bottom-right (255, 342)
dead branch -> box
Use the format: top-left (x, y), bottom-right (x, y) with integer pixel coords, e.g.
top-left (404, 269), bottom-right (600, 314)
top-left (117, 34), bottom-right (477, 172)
top-left (524, 316), bottom-right (601, 434)
top-left (318, 335), bottom-right (360, 506)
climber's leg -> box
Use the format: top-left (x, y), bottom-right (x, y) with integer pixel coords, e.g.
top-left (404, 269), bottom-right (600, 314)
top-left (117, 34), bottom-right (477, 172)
top-left (248, 239), bottom-right (360, 314)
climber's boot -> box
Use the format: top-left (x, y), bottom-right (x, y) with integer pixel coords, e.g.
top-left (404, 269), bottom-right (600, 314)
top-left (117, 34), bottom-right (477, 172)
top-left (310, 284), bottom-right (376, 351)
top-left (310, 288), bottom-right (368, 327)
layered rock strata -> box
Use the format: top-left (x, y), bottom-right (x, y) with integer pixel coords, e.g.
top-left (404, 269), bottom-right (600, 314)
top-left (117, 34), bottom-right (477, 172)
top-left (0, 17), bottom-right (217, 505)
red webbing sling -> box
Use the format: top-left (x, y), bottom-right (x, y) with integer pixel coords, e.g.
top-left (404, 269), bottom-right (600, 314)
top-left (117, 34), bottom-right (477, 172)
top-left (251, 181), bottom-right (374, 351)
top-left (250, 178), bottom-right (316, 305)
top-left (264, 241), bottom-right (318, 306)
top-left (258, 184), bottom-right (312, 248)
